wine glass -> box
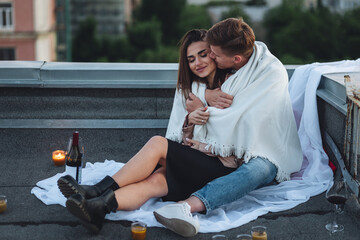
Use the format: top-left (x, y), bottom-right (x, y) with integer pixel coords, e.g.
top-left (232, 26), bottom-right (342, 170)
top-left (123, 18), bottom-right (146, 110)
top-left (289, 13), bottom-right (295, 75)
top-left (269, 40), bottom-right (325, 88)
top-left (325, 178), bottom-right (349, 233)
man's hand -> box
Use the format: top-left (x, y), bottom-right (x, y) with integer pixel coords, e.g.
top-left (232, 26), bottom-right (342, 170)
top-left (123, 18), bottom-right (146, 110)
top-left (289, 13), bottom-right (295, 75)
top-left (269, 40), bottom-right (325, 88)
top-left (205, 88), bottom-right (233, 109)
top-left (188, 106), bottom-right (209, 125)
top-left (186, 92), bottom-right (204, 113)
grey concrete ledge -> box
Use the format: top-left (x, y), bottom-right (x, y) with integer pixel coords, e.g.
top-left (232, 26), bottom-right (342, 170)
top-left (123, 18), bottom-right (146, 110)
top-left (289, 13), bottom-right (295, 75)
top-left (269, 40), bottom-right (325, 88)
top-left (0, 119), bottom-right (169, 129)
top-left (317, 72), bottom-right (360, 116)
top-left (0, 61), bottom-right (298, 88)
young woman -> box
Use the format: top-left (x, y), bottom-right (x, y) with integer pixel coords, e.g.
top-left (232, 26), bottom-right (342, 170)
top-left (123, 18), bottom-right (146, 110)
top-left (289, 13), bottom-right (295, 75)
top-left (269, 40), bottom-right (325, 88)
top-left (57, 29), bottom-right (236, 235)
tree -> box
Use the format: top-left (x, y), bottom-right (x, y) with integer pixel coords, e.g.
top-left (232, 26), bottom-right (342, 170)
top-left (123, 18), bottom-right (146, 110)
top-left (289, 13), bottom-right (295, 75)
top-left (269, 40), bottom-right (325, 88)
top-left (177, 5), bottom-right (213, 38)
top-left (263, 0), bottom-right (345, 64)
top-left (136, 46), bottom-right (179, 63)
top-left (127, 18), bottom-right (162, 51)
top-left (341, 7), bottom-right (360, 59)
top-left (134, 0), bottom-right (186, 45)
top-left (72, 17), bottom-right (100, 62)
top-left (220, 4), bottom-right (252, 26)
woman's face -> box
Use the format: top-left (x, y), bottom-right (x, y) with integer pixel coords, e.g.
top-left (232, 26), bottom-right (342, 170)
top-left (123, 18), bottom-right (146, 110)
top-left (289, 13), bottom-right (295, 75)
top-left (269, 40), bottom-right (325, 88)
top-left (187, 41), bottom-right (216, 79)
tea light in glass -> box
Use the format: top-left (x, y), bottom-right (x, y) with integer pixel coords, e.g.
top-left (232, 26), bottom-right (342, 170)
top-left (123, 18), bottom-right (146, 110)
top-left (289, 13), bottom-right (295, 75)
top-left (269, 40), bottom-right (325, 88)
top-left (251, 226), bottom-right (267, 240)
top-left (131, 221), bottom-right (147, 240)
top-left (0, 195), bottom-right (7, 213)
top-left (52, 150), bottom-right (66, 166)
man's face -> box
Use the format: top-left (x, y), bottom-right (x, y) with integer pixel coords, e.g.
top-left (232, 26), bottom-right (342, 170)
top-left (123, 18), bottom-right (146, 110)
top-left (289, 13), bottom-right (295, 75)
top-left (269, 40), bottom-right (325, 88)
top-left (209, 45), bottom-right (235, 69)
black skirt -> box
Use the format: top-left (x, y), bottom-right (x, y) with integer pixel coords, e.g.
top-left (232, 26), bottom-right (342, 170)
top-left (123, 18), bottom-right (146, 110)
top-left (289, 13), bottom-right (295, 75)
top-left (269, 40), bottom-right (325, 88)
top-left (162, 139), bottom-right (235, 202)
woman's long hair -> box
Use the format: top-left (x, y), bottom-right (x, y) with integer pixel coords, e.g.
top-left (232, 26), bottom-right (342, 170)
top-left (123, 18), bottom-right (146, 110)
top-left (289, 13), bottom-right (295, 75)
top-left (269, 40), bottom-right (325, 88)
top-left (177, 29), bottom-right (228, 100)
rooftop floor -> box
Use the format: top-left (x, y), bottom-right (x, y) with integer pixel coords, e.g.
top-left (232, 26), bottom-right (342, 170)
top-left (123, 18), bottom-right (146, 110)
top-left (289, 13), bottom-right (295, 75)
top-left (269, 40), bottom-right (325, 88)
top-left (0, 62), bottom-right (360, 239)
top-left (1, 129), bottom-right (360, 240)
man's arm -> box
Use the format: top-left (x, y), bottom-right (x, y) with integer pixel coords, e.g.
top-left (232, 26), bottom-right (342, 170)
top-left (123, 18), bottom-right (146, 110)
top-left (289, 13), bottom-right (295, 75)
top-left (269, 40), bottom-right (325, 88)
top-left (186, 89), bottom-right (233, 112)
top-left (205, 88), bottom-right (233, 109)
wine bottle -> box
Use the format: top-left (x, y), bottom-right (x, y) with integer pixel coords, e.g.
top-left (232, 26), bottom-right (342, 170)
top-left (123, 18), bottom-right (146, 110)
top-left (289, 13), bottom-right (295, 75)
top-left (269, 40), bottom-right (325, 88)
top-left (65, 131), bottom-right (82, 184)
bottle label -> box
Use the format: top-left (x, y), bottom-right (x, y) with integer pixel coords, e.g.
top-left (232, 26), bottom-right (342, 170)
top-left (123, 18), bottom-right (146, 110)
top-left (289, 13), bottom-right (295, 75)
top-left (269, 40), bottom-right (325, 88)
top-left (65, 165), bottom-right (82, 184)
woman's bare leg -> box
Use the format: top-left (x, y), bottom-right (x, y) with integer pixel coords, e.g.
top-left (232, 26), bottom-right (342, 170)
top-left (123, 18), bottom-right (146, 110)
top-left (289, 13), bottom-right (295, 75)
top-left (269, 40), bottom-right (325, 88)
top-left (114, 167), bottom-right (168, 210)
top-left (112, 136), bottom-right (168, 187)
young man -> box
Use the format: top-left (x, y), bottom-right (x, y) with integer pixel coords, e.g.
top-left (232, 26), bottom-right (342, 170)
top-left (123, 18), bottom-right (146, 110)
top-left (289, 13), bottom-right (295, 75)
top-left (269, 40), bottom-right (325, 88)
top-left (153, 18), bottom-right (303, 237)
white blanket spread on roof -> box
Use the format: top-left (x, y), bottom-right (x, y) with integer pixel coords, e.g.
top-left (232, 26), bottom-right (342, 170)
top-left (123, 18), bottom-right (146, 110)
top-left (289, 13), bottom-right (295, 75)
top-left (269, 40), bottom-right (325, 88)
top-left (31, 59), bottom-right (360, 233)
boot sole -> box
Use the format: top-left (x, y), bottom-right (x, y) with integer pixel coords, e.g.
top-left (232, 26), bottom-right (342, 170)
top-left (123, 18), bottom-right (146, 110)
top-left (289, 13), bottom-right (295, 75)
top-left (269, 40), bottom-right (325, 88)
top-left (66, 197), bottom-right (101, 234)
top-left (153, 211), bottom-right (198, 237)
top-left (58, 176), bottom-right (80, 199)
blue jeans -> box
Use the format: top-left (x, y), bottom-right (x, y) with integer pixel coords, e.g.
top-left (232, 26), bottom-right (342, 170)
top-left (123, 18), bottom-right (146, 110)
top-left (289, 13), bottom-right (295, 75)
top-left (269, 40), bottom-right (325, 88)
top-left (192, 157), bottom-right (277, 212)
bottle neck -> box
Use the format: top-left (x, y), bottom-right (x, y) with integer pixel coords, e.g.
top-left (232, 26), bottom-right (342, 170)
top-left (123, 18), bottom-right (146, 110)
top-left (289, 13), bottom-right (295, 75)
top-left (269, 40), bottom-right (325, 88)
top-left (72, 131), bottom-right (79, 146)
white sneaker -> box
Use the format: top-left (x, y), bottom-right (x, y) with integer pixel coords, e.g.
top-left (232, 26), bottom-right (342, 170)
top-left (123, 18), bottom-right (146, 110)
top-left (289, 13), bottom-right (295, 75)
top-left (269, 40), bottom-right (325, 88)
top-left (153, 202), bottom-right (200, 237)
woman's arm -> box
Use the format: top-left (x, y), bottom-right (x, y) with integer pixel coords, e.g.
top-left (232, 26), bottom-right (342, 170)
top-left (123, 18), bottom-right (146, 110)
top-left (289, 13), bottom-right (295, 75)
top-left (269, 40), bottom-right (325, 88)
top-left (182, 107), bottom-right (208, 146)
top-left (186, 92), bottom-right (205, 113)
top-left (186, 138), bottom-right (242, 168)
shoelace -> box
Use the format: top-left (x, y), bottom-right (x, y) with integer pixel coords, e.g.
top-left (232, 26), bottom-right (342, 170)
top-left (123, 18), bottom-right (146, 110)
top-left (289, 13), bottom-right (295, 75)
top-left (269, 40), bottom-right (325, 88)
top-left (181, 203), bottom-right (193, 218)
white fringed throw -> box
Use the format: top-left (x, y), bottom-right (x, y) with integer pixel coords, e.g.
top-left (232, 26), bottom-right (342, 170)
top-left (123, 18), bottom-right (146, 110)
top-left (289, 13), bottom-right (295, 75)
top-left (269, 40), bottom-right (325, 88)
top-left (166, 41), bottom-right (303, 181)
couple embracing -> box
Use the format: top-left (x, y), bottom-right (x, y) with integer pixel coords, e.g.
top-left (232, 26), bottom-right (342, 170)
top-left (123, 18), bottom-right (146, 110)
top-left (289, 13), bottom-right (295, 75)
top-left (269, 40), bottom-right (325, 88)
top-left (57, 17), bottom-right (303, 237)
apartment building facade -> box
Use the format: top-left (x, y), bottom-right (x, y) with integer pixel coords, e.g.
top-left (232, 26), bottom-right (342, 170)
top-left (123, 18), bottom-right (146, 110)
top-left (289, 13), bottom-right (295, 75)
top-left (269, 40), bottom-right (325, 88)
top-left (0, 0), bottom-right (56, 61)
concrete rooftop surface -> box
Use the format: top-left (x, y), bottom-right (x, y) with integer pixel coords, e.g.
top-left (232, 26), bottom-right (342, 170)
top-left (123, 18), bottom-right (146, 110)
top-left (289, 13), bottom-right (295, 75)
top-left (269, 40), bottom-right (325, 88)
top-left (1, 128), bottom-right (360, 240)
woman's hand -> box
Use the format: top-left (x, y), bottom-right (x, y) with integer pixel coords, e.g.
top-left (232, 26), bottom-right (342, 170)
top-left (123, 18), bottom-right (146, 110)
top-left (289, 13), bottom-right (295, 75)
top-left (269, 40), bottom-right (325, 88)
top-left (186, 138), bottom-right (200, 150)
top-left (186, 92), bottom-right (204, 113)
top-left (188, 106), bottom-right (209, 125)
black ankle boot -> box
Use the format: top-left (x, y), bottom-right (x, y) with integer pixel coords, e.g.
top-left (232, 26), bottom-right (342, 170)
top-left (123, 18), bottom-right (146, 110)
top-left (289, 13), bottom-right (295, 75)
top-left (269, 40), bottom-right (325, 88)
top-left (66, 189), bottom-right (118, 234)
top-left (58, 175), bottom-right (119, 199)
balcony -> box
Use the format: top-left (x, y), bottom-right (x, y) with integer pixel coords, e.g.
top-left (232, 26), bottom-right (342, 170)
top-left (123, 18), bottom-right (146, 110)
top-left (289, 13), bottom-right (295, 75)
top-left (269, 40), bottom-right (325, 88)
top-left (0, 61), bottom-right (359, 239)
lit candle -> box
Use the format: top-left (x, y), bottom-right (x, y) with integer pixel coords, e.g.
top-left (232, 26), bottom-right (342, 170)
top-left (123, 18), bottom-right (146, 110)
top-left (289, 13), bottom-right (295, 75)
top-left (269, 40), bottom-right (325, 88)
top-left (0, 195), bottom-right (7, 213)
top-left (52, 150), bottom-right (66, 166)
top-left (131, 221), bottom-right (147, 240)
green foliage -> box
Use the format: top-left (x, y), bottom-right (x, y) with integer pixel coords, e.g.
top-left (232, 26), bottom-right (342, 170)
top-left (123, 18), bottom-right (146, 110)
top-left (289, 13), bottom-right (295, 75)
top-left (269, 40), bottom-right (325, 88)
top-left (178, 5), bottom-right (213, 38)
top-left (206, 0), bottom-right (241, 7)
top-left (220, 4), bottom-right (252, 26)
top-left (98, 36), bottom-right (134, 62)
top-left (264, 1), bottom-right (359, 64)
top-left (341, 7), bottom-right (360, 59)
top-left (245, 0), bottom-right (266, 6)
top-left (135, 46), bottom-right (179, 63)
top-left (71, 0), bottom-right (360, 64)
top-left (135, 0), bottom-right (186, 45)
top-left (127, 18), bottom-right (162, 50)
top-left (72, 17), bottom-right (100, 62)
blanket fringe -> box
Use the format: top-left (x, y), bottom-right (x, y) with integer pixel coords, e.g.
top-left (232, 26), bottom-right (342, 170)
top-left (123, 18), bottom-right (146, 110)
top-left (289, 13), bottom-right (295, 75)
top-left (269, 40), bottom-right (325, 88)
top-left (165, 132), bottom-right (182, 143)
top-left (208, 142), bottom-right (290, 182)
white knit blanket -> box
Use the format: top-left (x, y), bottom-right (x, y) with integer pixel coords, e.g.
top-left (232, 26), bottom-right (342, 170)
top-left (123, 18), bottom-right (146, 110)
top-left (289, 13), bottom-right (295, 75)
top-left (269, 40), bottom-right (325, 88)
top-left (167, 41), bottom-right (303, 182)
top-left (31, 58), bottom-right (360, 233)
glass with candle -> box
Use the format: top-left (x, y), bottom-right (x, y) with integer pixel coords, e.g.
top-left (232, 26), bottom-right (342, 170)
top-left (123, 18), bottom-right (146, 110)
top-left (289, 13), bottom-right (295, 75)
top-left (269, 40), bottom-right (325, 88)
top-left (0, 195), bottom-right (7, 213)
top-left (52, 150), bottom-right (66, 166)
top-left (211, 235), bottom-right (228, 239)
top-left (236, 234), bottom-right (252, 240)
top-left (131, 221), bottom-right (147, 240)
top-left (251, 226), bottom-right (267, 240)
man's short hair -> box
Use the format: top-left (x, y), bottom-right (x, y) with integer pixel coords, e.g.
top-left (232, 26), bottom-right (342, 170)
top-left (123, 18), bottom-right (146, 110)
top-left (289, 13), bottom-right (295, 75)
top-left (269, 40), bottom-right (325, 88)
top-left (206, 17), bottom-right (255, 58)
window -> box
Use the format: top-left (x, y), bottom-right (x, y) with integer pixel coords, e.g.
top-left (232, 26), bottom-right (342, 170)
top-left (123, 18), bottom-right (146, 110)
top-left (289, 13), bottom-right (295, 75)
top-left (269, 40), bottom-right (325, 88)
top-left (0, 3), bottom-right (13, 30)
top-left (0, 48), bottom-right (15, 60)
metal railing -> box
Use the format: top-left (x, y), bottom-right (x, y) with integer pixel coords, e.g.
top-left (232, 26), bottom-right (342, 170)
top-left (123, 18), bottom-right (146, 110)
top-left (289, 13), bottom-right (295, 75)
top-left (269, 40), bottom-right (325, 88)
top-left (0, 61), bottom-right (298, 88)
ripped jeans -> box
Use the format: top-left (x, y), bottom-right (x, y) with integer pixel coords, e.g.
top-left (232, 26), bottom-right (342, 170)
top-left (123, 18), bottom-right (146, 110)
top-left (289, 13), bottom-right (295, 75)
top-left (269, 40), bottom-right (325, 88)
top-left (191, 157), bottom-right (277, 212)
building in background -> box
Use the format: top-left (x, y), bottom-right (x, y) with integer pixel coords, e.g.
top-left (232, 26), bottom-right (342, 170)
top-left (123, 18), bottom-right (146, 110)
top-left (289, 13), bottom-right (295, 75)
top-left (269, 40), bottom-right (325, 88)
top-left (69, 0), bottom-right (140, 38)
top-left (56, 0), bottom-right (71, 62)
top-left (322, 0), bottom-right (360, 13)
top-left (0, 0), bottom-right (56, 61)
